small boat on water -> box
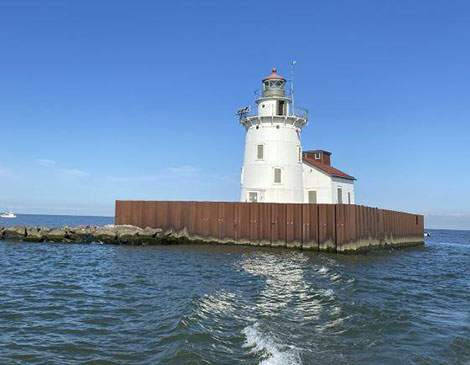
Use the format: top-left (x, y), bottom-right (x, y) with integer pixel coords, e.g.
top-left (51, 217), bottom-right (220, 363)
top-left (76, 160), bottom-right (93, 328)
top-left (0, 211), bottom-right (17, 219)
top-left (424, 232), bottom-right (431, 237)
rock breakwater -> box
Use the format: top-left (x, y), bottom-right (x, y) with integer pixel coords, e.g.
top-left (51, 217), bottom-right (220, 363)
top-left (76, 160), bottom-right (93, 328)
top-left (0, 225), bottom-right (165, 245)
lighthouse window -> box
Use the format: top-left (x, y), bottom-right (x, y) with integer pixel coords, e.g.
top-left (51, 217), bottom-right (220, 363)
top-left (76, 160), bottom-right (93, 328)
top-left (308, 191), bottom-right (317, 204)
top-left (337, 188), bottom-right (343, 204)
top-left (277, 101), bottom-right (285, 116)
top-left (257, 144), bottom-right (264, 160)
top-left (274, 168), bottom-right (282, 184)
top-left (269, 80), bottom-right (285, 89)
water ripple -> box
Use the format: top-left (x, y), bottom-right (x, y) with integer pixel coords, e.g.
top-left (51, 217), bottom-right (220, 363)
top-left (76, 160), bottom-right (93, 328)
top-left (0, 229), bottom-right (469, 364)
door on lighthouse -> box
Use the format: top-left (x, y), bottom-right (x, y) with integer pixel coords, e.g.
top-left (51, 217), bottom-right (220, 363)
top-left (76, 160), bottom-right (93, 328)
top-left (277, 100), bottom-right (285, 116)
top-left (337, 188), bottom-right (343, 204)
top-left (249, 192), bottom-right (258, 203)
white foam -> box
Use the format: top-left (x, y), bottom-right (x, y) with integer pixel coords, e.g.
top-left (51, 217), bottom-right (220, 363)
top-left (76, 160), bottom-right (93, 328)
top-left (242, 323), bottom-right (302, 365)
top-left (330, 273), bottom-right (342, 281)
top-left (318, 288), bottom-right (335, 298)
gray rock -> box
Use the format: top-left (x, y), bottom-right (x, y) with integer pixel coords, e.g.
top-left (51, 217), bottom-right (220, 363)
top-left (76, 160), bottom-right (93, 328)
top-left (3, 226), bottom-right (26, 240)
top-left (112, 225), bottom-right (160, 245)
top-left (65, 225), bottom-right (98, 243)
top-left (137, 227), bottom-right (163, 245)
top-left (46, 228), bottom-right (67, 243)
top-left (144, 227), bottom-right (163, 236)
top-left (115, 226), bottom-right (142, 245)
top-left (94, 226), bottom-right (117, 244)
top-left (24, 227), bottom-right (48, 242)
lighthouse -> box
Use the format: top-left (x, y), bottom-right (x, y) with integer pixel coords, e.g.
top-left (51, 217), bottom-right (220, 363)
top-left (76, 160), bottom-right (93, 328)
top-left (238, 67), bottom-right (308, 203)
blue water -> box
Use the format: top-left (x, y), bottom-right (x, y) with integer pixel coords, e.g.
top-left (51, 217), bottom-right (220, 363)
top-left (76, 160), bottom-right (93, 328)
top-left (0, 213), bottom-right (113, 228)
top-left (0, 215), bottom-right (469, 364)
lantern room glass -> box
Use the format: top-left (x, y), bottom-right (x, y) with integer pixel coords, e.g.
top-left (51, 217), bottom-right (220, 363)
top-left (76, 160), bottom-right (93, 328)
top-left (263, 79), bottom-right (286, 91)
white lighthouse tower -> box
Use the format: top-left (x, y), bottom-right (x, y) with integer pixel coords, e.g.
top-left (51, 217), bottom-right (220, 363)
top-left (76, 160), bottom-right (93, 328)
top-left (239, 67), bottom-right (308, 203)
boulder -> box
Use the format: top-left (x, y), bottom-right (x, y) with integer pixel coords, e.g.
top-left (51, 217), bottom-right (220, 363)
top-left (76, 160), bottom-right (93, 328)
top-left (24, 227), bottom-right (48, 242)
top-left (144, 227), bottom-right (163, 236)
top-left (115, 226), bottom-right (142, 245)
top-left (94, 226), bottom-right (117, 244)
top-left (159, 230), bottom-right (180, 245)
top-left (137, 227), bottom-right (163, 245)
top-left (65, 225), bottom-right (98, 243)
top-left (46, 228), bottom-right (67, 243)
top-left (3, 226), bottom-right (26, 240)
top-left (113, 225), bottom-right (160, 245)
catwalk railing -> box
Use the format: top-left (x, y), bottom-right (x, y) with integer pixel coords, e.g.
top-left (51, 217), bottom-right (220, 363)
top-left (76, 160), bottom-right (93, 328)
top-left (115, 201), bottom-right (424, 252)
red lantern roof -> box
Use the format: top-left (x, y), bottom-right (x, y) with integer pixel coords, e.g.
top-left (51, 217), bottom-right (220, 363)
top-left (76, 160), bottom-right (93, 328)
top-left (263, 68), bottom-right (285, 81)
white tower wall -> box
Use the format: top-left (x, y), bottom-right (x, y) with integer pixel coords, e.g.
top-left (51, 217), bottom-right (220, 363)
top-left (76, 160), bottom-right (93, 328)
top-left (241, 122), bottom-right (304, 203)
top-left (257, 99), bottom-right (290, 117)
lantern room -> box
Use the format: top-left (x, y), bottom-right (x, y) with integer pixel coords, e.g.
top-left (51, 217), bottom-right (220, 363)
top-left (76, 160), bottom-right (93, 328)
top-left (262, 68), bottom-right (286, 98)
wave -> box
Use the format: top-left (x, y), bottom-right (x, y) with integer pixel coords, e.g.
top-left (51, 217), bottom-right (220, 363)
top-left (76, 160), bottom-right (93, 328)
top-left (242, 323), bottom-right (302, 365)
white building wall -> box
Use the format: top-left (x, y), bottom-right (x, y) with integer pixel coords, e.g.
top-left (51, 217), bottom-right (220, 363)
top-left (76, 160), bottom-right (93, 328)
top-left (302, 163), bottom-right (333, 203)
top-left (302, 163), bottom-right (356, 204)
top-left (241, 121), bottom-right (304, 203)
top-left (331, 177), bottom-right (355, 204)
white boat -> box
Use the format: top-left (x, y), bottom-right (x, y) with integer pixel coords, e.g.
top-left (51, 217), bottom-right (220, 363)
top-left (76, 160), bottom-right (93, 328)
top-left (1, 211), bottom-right (17, 218)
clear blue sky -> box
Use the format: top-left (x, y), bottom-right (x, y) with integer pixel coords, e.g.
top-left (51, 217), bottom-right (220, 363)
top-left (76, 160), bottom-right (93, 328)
top-left (1, 0), bottom-right (469, 229)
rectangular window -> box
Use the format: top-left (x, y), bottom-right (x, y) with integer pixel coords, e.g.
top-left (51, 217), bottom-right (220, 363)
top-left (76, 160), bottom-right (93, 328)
top-left (337, 188), bottom-right (343, 204)
top-left (257, 144), bottom-right (264, 160)
top-left (348, 192), bottom-right (351, 204)
top-left (314, 152), bottom-right (321, 160)
top-left (249, 192), bottom-right (258, 202)
top-left (274, 168), bottom-right (282, 183)
top-left (308, 190), bottom-right (317, 204)
top-left (298, 146), bottom-right (302, 162)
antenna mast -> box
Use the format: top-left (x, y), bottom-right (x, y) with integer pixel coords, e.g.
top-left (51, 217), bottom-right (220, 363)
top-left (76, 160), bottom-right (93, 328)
top-left (291, 60), bottom-right (296, 116)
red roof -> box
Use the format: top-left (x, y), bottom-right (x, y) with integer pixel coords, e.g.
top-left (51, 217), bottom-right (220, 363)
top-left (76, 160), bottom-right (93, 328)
top-left (263, 67), bottom-right (285, 81)
top-left (303, 155), bottom-right (356, 180)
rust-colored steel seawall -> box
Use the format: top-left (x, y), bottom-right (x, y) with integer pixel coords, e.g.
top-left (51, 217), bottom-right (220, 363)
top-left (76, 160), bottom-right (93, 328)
top-left (115, 201), bottom-right (424, 252)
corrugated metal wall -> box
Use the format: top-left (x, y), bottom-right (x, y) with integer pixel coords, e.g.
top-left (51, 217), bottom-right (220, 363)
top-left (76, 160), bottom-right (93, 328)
top-left (115, 201), bottom-right (424, 252)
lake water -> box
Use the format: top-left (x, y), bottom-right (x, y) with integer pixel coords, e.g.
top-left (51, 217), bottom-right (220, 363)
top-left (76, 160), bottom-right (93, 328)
top-left (0, 213), bottom-right (113, 228)
top-left (0, 215), bottom-right (469, 364)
